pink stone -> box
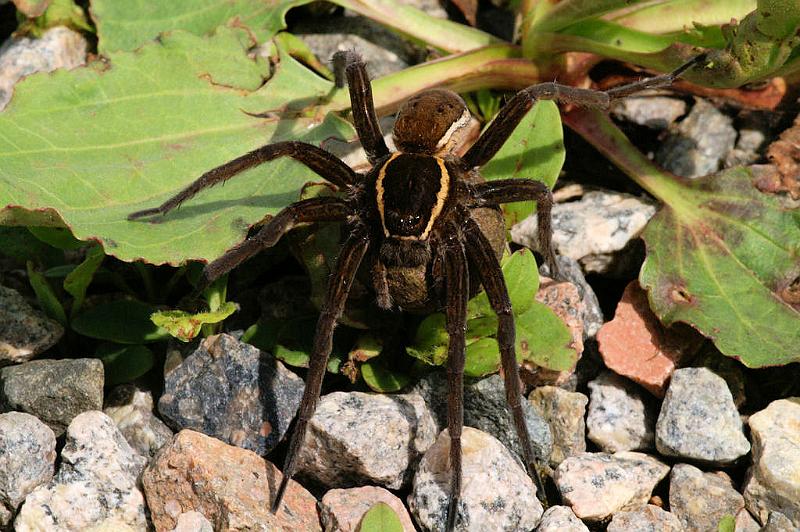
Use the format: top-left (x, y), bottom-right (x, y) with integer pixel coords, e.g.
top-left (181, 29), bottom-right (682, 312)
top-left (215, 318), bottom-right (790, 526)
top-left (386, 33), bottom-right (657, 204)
top-left (320, 486), bottom-right (415, 532)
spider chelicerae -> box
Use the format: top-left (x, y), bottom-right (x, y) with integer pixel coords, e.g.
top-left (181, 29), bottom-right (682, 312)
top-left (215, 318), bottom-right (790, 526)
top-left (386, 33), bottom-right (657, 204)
top-left (129, 50), bottom-right (704, 530)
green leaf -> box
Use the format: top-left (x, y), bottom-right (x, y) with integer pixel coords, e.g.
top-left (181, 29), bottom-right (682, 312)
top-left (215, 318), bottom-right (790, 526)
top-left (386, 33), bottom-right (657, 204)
top-left (151, 302), bottom-right (238, 342)
top-left (357, 502), bottom-right (404, 532)
top-left (0, 227), bottom-right (63, 266)
top-left (717, 515), bottom-right (736, 532)
top-left (17, 0), bottom-right (92, 35)
top-left (406, 313), bottom-right (449, 366)
top-left (26, 261), bottom-right (67, 325)
top-left (63, 244), bottom-right (104, 317)
top-left (28, 226), bottom-right (84, 250)
top-left (468, 249), bottom-right (540, 318)
top-left (97, 343), bottom-right (155, 386)
top-left (361, 359), bottom-right (411, 393)
top-left (72, 299), bottom-right (169, 344)
top-left (464, 337), bottom-right (501, 377)
top-left (516, 300), bottom-right (577, 371)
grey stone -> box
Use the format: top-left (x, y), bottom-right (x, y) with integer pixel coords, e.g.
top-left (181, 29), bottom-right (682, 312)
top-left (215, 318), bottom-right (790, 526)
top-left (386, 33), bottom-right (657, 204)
top-left (735, 509), bottom-right (762, 532)
top-left (171, 511), bottom-right (213, 532)
top-left (669, 463), bottom-right (745, 532)
top-left (413, 372), bottom-right (553, 466)
top-left (0, 412), bottom-right (56, 526)
top-left (0, 285), bottom-right (63, 365)
top-left (656, 98), bottom-right (737, 178)
top-left (761, 512), bottom-right (799, 532)
top-left (104, 384), bottom-right (173, 458)
top-left (409, 427), bottom-right (543, 532)
top-left (536, 505), bottom-right (589, 532)
top-left (0, 358), bottom-right (104, 436)
top-left (611, 93), bottom-right (687, 129)
top-left (725, 112), bottom-right (771, 168)
top-left (14, 411), bottom-right (147, 531)
top-left (512, 190), bottom-right (657, 275)
top-left (606, 505), bottom-right (682, 532)
top-left (656, 367), bottom-right (750, 464)
top-left (743, 398), bottom-right (800, 528)
top-left (296, 391), bottom-right (437, 489)
top-left (320, 486), bottom-right (416, 532)
top-left (539, 255), bottom-right (604, 338)
top-left (586, 371), bottom-right (656, 453)
top-left (158, 333), bottom-right (304, 455)
top-left (554, 451), bottom-right (669, 521)
top-left (528, 386), bottom-right (587, 466)
top-left (0, 26), bottom-right (87, 110)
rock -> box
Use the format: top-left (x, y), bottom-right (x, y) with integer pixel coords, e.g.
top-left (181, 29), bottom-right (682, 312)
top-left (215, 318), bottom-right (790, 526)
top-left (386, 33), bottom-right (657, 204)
top-left (412, 372), bottom-right (552, 465)
top-left (606, 505), bottom-right (682, 532)
top-left (143, 429), bottom-right (321, 531)
top-left (320, 486), bottom-right (415, 532)
top-left (611, 93), bottom-right (687, 129)
top-left (539, 255), bottom-right (604, 338)
top-left (586, 370), bottom-right (656, 453)
top-left (669, 463), bottom-right (745, 531)
top-left (535, 277), bottom-right (585, 359)
top-left (0, 26), bottom-right (87, 110)
top-left (743, 398), bottom-right (800, 527)
top-left (511, 190), bottom-right (657, 275)
top-left (15, 411), bottom-right (147, 531)
top-left (0, 285), bottom-right (63, 365)
top-left (656, 367), bottom-right (750, 464)
top-left (527, 386), bottom-right (587, 466)
top-left (0, 412), bottom-right (56, 526)
top-left (171, 511), bottom-right (213, 532)
top-left (656, 98), bottom-right (738, 178)
top-left (409, 427), bottom-right (543, 531)
top-left (554, 451), bottom-right (670, 521)
top-left (296, 391), bottom-right (436, 489)
top-left (692, 348), bottom-right (747, 408)
top-left (761, 512), bottom-right (798, 532)
top-left (0, 358), bottom-right (104, 436)
top-left (104, 384), bottom-right (173, 458)
top-left (158, 333), bottom-right (304, 455)
top-left (735, 508), bottom-right (762, 532)
top-left (597, 281), bottom-right (703, 397)
top-left (536, 505), bottom-right (589, 532)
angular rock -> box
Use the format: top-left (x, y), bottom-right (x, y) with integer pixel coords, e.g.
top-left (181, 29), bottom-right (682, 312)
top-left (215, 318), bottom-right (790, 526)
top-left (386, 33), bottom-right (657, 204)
top-left (0, 358), bottom-right (104, 436)
top-left (761, 512), bottom-right (798, 532)
top-left (528, 386), bottom-right (587, 466)
top-left (0, 412), bottom-right (56, 526)
top-left (539, 255), bottom-right (604, 339)
top-left (554, 451), bottom-right (669, 521)
top-left (743, 398), bottom-right (800, 527)
top-left (611, 93), bottom-right (687, 129)
top-left (586, 371), bottom-right (656, 453)
top-left (597, 281), bottom-right (703, 396)
top-left (409, 427), bottom-right (543, 531)
top-left (15, 411), bottom-right (147, 531)
top-left (0, 285), bottom-right (63, 365)
top-left (413, 372), bottom-right (552, 465)
top-left (143, 429), bottom-right (321, 531)
top-left (669, 463), bottom-right (745, 532)
top-left (320, 486), bottom-right (415, 532)
top-left (536, 277), bottom-right (585, 359)
top-left (104, 384), bottom-right (173, 458)
top-left (735, 508), bottom-right (762, 532)
top-left (656, 367), bottom-right (750, 464)
top-left (296, 391), bottom-right (436, 489)
top-left (606, 505), bottom-right (682, 532)
top-left (171, 511), bottom-right (213, 532)
top-left (158, 333), bottom-right (304, 455)
top-left (511, 190), bottom-right (657, 275)
top-left (536, 505), bottom-right (589, 532)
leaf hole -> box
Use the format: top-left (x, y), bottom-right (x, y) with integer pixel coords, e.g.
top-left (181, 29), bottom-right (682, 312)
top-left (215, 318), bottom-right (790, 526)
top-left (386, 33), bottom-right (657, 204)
top-left (780, 275), bottom-right (800, 304)
top-left (670, 287), bottom-right (694, 304)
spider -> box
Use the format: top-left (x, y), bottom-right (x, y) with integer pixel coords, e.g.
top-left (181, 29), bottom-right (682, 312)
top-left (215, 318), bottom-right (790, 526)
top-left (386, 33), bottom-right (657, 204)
top-left (129, 50), bottom-right (704, 530)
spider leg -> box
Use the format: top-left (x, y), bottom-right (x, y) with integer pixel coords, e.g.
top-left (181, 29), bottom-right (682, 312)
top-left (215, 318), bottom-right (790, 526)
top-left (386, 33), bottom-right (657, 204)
top-left (128, 141), bottom-right (357, 219)
top-left (462, 212), bottom-right (549, 506)
top-left (332, 51), bottom-right (390, 165)
top-left (271, 227), bottom-right (370, 513)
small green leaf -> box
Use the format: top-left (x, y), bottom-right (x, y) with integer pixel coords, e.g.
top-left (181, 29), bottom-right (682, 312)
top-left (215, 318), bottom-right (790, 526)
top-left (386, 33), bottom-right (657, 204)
top-left (717, 515), bottom-right (736, 532)
top-left (97, 343), bottom-right (155, 386)
top-left (464, 337), bottom-right (501, 377)
top-left (17, 0), bottom-right (92, 35)
top-left (63, 245), bottom-right (104, 317)
top-left (406, 313), bottom-right (449, 366)
top-left (26, 261), bottom-right (67, 325)
top-left (72, 299), bottom-right (169, 344)
top-left (357, 502), bottom-right (404, 532)
top-left (151, 302), bottom-right (238, 343)
top-left (517, 300), bottom-right (577, 371)
top-left (28, 226), bottom-right (84, 250)
top-left (361, 360), bottom-right (411, 393)
top-left (468, 249), bottom-right (540, 318)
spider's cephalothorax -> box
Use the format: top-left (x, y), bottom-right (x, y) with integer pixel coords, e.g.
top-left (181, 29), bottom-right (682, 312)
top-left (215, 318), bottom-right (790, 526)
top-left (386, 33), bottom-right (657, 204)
top-left (128, 49), bottom-right (704, 531)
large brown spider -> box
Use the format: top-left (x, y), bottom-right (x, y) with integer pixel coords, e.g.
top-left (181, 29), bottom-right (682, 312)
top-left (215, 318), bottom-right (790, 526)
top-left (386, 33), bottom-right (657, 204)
top-left (129, 51), bottom-right (704, 530)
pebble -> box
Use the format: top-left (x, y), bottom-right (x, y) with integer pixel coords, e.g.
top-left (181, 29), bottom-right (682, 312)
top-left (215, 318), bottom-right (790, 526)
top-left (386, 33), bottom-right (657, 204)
top-left (0, 358), bottom-right (104, 436)
top-left (0, 412), bottom-right (56, 527)
top-left (656, 98), bottom-right (738, 178)
top-left (725, 112), bottom-right (770, 168)
top-left (412, 372), bottom-right (553, 465)
top-left (158, 333), bottom-right (304, 455)
top-left (104, 384), bottom-right (173, 458)
top-left (761, 512), bottom-right (798, 532)
top-left (656, 367), bottom-right (750, 464)
top-left (606, 504), bottom-right (682, 532)
top-left (0, 26), bottom-right (87, 110)
top-left (143, 429), bottom-right (321, 531)
top-left (171, 511), bottom-right (213, 532)
top-left (527, 386), bottom-right (587, 466)
top-left (586, 370), bottom-right (656, 452)
top-left (296, 391), bottom-right (437, 489)
top-left (554, 451), bottom-right (669, 521)
top-left (539, 255), bottom-right (604, 338)
top-left (0, 285), bottom-right (63, 365)
top-left (611, 93), bottom-right (687, 129)
top-left (743, 398), bottom-right (800, 528)
top-left (536, 505), bottom-right (589, 532)
top-left (511, 190), bottom-right (657, 275)
top-left (320, 486), bottom-right (415, 532)
top-left (408, 427), bottom-right (543, 532)
top-left (535, 277), bottom-right (585, 359)
top-left (669, 463), bottom-right (745, 532)
top-left (15, 411), bottom-right (147, 531)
